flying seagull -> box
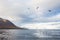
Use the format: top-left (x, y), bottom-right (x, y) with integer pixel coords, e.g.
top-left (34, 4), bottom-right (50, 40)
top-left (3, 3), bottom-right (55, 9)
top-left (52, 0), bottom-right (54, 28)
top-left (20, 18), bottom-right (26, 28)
top-left (36, 7), bottom-right (39, 9)
top-left (48, 10), bottom-right (51, 12)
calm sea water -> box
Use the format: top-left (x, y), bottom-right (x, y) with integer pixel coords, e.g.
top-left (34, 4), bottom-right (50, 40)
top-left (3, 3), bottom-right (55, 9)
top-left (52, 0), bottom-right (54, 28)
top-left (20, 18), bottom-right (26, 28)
top-left (0, 29), bottom-right (60, 40)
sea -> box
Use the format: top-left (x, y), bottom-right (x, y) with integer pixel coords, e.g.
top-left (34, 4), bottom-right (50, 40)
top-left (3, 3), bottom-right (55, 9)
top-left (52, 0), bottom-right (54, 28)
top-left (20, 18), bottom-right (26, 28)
top-left (0, 29), bottom-right (60, 40)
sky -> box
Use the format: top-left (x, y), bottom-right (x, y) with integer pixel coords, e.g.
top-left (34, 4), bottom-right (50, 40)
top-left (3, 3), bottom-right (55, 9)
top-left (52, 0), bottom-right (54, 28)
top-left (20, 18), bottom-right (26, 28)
top-left (0, 0), bottom-right (60, 29)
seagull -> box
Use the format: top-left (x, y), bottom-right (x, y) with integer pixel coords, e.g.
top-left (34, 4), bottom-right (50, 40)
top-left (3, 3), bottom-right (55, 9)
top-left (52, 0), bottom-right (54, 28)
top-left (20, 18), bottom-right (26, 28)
top-left (48, 10), bottom-right (51, 12)
top-left (36, 7), bottom-right (39, 9)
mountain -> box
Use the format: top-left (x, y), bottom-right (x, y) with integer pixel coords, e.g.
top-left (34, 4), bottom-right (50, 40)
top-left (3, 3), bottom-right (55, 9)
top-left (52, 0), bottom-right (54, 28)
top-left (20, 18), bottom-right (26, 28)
top-left (0, 18), bottom-right (23, 29)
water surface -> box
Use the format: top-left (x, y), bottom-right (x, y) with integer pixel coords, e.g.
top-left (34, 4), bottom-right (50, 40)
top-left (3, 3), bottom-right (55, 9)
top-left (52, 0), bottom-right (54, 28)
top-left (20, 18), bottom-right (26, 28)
top-left (0, 29), bottom-right (60, 40)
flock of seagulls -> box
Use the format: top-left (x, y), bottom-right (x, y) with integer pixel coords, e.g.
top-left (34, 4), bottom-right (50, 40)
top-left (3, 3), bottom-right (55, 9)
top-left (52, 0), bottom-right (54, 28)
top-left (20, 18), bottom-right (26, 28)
top-left (27, 6), bottom-right (51, 12)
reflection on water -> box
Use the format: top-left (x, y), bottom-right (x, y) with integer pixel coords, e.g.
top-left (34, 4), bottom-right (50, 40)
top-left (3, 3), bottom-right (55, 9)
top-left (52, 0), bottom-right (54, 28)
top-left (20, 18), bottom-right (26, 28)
top-left (0, 29), bottom-right (60, 40)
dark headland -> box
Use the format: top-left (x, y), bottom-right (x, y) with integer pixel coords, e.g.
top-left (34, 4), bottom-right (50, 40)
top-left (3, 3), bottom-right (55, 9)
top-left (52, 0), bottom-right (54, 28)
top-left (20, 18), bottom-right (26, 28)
top-left (0, 18), bottom-right (24, 29)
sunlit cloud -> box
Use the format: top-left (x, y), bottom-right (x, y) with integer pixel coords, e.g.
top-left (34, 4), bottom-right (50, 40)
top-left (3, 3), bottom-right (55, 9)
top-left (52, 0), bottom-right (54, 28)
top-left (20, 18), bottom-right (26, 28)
top-left (21, 22), bottom-right (60, 29)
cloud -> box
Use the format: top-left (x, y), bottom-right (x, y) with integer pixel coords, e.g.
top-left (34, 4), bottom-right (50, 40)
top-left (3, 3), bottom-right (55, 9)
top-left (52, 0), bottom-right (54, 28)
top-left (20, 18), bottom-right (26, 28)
top-left (0, 0), bottom-right (23, 22)
top-left (47, 13), bottom-right (60, 22)
top-left (16, 0), bottom-right (60, 23)
top-left (21, 22), bottom-right (60, 29)
top-left (0, 0), bottom-right (60, 27)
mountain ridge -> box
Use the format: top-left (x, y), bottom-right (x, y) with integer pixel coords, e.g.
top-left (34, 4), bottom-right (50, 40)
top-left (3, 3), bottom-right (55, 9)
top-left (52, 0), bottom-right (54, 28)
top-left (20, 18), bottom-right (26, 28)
top-left (0, 18), bottom-right (23, 29)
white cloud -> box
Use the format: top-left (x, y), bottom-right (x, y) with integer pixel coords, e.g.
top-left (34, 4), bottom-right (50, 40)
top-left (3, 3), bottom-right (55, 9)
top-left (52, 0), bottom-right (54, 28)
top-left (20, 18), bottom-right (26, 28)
top-left (19, 0), bottom-right (60, 23)
top-left (21, 22), bottom-right (60, 29)
top-left (0, 0), bottom-right (60, 20)
top-left (0, 0), bottom-right (23, 22)
top-left (48, 13), bottom-right (60, 21)
top-left (0, 0), bottom-right (60, 27)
